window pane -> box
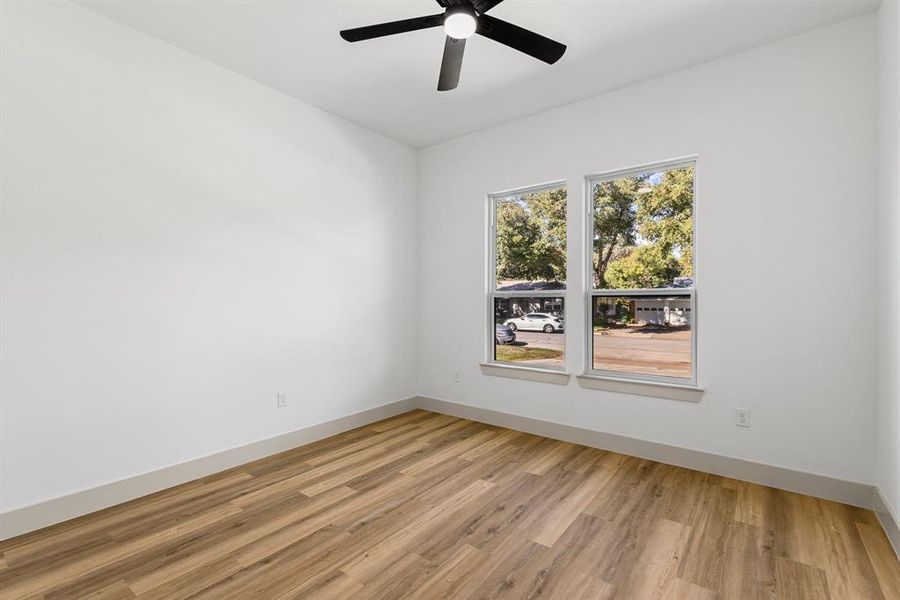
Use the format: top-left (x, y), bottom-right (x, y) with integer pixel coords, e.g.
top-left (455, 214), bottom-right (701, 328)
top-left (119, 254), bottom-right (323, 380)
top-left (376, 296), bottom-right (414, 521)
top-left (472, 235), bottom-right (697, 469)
top-left (592, 166), bottom-right (693, 290)
top-left (496, 186), bottom-right (567, 291)
top-left (494, 297), bottom-right (565, 369)
top-left (592, 295), bottom-right (692, 379)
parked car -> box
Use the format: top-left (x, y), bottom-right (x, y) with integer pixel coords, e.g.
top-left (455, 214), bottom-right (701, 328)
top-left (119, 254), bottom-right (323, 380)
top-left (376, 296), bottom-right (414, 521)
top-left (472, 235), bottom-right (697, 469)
top-left (504, 313), bottom-right (564, 333)
top-left (495, 323), bottom-right (516, 344)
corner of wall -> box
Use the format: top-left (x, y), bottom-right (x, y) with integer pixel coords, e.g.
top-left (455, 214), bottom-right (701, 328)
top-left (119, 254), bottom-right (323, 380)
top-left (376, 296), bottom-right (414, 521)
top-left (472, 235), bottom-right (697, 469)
top-left (876, 0), bottom-right (900, 525)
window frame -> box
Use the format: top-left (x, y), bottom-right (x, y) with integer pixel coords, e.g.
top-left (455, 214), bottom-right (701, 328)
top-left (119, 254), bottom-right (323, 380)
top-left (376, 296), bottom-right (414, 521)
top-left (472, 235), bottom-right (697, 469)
top-left (583, 157), bottom-right (699, 387)
top-left (486, 180), bottom-right (568, 372)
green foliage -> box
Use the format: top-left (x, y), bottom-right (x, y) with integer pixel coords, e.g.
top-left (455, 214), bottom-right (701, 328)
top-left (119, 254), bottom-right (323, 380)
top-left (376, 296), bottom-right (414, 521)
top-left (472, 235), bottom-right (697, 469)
top-left (496, 188), bottom-right (567, 283)
top-left (596, 310), bottom-right (609, 328)
top-left (495, 166), bottom-right (693, 291)
top-left (593, 166), bottom-right (694, 289)
top-left (592, 176), bottom-right (642, 288)
top-left (637, 166), bottom-right (694, 277)
top-left (616, 299), bottom-right (634, 325)
top-left (605, 245), bottom-right (681, 290)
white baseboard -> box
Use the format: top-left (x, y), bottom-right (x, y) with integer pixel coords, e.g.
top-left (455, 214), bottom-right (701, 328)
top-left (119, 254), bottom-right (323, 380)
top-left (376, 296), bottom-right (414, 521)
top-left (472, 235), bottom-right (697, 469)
top-left (873, 487), bottom-right (900, 558)
top-left (1, 394), bottom-right (889, 548)
top-left (0, 397), bottom-right (417, 541)
top-left (416, 396), bottom-right (875, 510)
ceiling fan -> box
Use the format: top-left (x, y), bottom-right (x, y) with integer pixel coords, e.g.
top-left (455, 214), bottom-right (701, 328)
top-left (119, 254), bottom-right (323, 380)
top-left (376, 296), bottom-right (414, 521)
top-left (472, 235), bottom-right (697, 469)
top-left (339, 0), bottom-right (566, 92)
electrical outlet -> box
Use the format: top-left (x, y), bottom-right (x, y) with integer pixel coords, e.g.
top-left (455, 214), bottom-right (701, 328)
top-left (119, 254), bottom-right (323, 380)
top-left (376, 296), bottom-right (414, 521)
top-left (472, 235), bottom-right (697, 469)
top-left (735, 408), bottom-right (750, 428)
top-left (452, 369), bottom-right (461, 383)
top-left (276, 391), bottom-right (287, 408)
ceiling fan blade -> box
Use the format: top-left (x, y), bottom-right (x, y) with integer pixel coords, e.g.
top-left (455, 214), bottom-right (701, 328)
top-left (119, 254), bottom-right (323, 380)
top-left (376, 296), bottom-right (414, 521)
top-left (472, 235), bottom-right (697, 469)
top-left (476, 14), bottom-right (566, 64)
top-left (340, 13), bottom-right (444, 42)
top-left (438, 36), bottom-right (466, 91)
top-left (473, 0), bottom-right (505, 13)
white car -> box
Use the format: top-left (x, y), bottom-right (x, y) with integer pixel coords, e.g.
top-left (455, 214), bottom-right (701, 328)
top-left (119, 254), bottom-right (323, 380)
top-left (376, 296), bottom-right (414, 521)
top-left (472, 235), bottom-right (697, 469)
top-left (504, 313), bottom-right (564, 333)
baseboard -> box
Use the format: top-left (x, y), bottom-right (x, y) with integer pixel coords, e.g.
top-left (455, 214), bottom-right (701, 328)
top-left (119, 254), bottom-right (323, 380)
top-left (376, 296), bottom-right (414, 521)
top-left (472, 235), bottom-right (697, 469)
top-left (1, 394), bottom-right (886, 546)
top-left (416, 396), bottom-right (875, 510)
top-left (0, 397), bottom-right (417, 541)
top-left (873, 487), bottom-right (900, 558)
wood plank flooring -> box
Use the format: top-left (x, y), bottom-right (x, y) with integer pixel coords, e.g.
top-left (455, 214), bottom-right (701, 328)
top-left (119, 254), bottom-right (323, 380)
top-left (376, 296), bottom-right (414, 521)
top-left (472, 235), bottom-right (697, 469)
top-left (1, 410), bottom-right (898, 599)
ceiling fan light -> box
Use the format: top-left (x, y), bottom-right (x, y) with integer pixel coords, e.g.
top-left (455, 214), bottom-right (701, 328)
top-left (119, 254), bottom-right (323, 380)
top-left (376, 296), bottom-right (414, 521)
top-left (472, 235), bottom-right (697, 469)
top-left (444, 12), bottom-right (476, 39)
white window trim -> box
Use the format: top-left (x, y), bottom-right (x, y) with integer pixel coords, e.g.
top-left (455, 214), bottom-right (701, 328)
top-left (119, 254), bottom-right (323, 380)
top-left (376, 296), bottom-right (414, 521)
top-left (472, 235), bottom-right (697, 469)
top-left (583, 156), bottom-right (701, 388)
top-left (480, 362), bottom-right (571, 385)
top-left (486, 180), bottom-right (568, 373)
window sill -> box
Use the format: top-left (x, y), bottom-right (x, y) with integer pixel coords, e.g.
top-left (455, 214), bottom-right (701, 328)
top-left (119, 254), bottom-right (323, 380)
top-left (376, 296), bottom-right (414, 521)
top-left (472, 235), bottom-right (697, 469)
top-left (576, 374), bottom-right (704, 402)
top-left (480, 362), bottom-right (571, 385)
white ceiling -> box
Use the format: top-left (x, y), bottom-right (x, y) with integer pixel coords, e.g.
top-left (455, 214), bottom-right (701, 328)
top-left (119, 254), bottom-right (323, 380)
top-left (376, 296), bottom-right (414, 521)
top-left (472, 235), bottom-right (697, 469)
top-left (77, 0), bottom-right (878, 148)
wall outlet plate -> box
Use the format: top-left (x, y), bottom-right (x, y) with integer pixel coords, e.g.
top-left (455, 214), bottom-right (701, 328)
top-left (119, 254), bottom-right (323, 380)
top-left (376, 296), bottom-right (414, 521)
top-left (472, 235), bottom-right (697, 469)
top-left (735, 408), bottom-right (750, 428)
top-left (276, 391), bottom-right (287, 408)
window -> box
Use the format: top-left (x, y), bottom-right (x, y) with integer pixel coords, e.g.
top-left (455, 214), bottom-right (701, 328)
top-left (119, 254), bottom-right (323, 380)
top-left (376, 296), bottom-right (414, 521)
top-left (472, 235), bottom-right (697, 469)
top-left (488, 182), bottom-right (567, 370)
top-left (587, 160), bottom-right (697, 385)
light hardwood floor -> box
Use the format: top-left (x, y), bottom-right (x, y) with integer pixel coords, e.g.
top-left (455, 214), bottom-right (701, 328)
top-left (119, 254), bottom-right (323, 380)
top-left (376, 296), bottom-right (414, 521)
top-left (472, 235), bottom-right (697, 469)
top-left (1, 410), bottom-right (898, 599)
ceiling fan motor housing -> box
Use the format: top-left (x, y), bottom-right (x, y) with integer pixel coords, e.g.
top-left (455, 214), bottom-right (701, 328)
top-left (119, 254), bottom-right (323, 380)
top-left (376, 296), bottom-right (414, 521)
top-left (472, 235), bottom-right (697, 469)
top-left (443, 5), bottom-right (478, 40)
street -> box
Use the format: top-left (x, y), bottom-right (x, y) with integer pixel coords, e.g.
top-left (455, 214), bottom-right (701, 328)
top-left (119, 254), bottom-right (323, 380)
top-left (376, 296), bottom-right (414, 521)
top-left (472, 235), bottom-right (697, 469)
top-left (503, 327), bottom-right (692, 378)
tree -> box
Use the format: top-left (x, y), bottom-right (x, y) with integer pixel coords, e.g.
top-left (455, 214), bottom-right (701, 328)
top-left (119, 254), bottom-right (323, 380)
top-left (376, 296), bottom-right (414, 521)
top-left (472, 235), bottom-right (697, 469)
top-left (496, 188), bottom-right (567, 283)
top-left (496, 201), bottom-right (541, 281)
top-left (496, 167), bottom-right (693, 290)
top-left (592, 175), bottom-right (644, 287)
top-left (605, 244), bottom-right (681, 289)
top-left (593, 167), bottom-right (694, 289)
top-left (636, 166), bottom-right (694, 277)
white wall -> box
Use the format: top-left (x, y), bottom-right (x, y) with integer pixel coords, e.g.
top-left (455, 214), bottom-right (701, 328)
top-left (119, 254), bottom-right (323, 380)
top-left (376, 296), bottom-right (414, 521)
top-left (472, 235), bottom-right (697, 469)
top-left (877, 0), bottom-right (900, 520)
top-left (0, 1), bottom-right (418, 512)
top-left (418, 15), bottom-right (878, 484)
top-left (0, 0), bottom-right (888, 522)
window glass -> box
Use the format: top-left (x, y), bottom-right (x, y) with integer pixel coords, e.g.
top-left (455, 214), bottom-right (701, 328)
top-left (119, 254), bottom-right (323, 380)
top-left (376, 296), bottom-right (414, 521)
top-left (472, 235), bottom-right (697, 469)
top-left (494, 297), bottom-right (565, 369)
top-left (592, 166), bottom-right (693, 290)
top-left (496, 187), bottom-right (567, 291)
top-left (592, 294), bottom-right (692, 379)
top-left (491, 183), bottom-right (567, 370)
top-left (589, 163), bottom-right (696, 383)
